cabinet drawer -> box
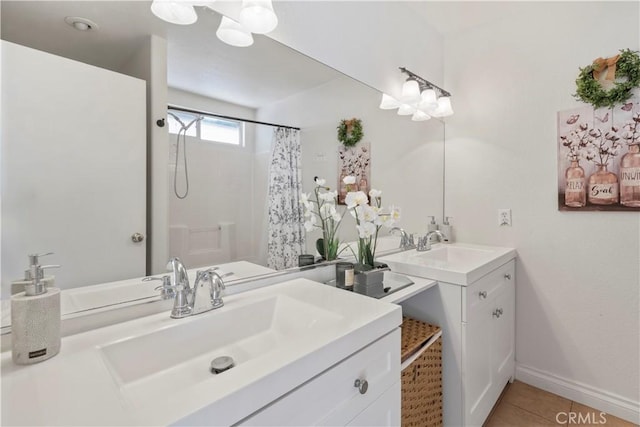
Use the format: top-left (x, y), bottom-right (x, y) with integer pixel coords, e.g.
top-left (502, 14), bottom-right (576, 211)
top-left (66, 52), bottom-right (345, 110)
top-left (463, 260), bottom-right (515, 322)
top-left (240, 329), bottom-right (401, 426)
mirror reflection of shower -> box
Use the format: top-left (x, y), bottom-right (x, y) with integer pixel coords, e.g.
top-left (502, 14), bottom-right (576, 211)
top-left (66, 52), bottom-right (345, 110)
top-left (167, 110), bottom-right (203, 199)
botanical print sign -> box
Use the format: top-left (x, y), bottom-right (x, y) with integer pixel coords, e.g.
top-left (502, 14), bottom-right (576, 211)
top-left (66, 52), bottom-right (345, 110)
top-left (337, 142), bottom-right (371, 205)
top-left (557, 94), bottom-right (640, 211)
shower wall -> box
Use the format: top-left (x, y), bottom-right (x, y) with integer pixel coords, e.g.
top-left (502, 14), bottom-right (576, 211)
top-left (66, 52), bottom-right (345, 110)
top-left (167, 88), bottom-right (266, 267)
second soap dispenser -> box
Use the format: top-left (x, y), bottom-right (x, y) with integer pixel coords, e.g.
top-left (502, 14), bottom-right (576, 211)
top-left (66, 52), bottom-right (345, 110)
top-left (427, 216), bottom-right (439, 233)
top-left (441, 217), bottom-right (454, 243)
top-left (11, 253), bottom-right (61, 365)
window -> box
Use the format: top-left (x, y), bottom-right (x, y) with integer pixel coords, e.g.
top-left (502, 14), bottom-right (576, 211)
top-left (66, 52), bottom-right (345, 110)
top-left (168, 108), bottom-right (244, 147)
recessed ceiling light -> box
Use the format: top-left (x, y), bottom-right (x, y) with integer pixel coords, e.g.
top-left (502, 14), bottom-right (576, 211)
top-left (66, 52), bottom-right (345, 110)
top-left (64, 16), bottom-right (99, 32)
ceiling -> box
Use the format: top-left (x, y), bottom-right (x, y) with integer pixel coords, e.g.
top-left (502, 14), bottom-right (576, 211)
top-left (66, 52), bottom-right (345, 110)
top-left (0, 0), bottom-right (341, 109)
top-left (1, 1), bottom-right (514, 108)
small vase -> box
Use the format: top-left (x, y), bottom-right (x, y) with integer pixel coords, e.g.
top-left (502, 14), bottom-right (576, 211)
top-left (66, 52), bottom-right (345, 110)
top-left (353, 264), bottom-right (385, 297)
top-left (588, 164), bottom-right (619, 205)
top-left (620, 144), bottom-right (640, 207)
top-left (564, 160), bottom-right (586, 208)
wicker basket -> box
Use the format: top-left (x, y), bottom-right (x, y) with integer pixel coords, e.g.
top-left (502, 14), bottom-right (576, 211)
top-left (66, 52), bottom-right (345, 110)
top-left (401, 317), bottom-right (443, 427)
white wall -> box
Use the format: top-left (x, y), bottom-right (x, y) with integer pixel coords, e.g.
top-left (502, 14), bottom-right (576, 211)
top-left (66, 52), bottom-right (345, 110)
top-left (442, 2), bottom-right (639, 421)
top-left (257, 75), bottom-right (444, 254)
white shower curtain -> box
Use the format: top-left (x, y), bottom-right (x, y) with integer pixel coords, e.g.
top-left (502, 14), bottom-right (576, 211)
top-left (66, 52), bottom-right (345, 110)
top-left (266, 127), bottom-right (305, 270)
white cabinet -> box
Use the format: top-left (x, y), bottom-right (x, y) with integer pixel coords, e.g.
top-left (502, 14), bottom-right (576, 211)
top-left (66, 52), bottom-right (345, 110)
top-left (401, 259), bottom-right (516, 426)
top-left (241, 329), bottom-right (401, 426)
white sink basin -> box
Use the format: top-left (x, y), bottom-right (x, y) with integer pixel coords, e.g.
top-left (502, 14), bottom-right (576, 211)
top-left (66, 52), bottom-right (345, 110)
top-left (378, 243), bottom-right (516, 285)
top-left (99, 293), bottom-right (343, 396)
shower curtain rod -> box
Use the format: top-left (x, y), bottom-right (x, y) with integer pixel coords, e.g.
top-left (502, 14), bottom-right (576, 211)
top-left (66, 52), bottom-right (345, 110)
top-left (167, 105), bottom-right (301, 131)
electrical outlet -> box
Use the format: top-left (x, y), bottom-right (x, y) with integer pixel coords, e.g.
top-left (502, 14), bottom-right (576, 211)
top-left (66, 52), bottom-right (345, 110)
top-left (498, 209), bottom-right (512, 226)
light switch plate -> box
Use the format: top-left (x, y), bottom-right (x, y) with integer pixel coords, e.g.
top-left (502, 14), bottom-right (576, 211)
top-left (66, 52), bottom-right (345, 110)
top-left (498, 209), bottom-right (512, 226)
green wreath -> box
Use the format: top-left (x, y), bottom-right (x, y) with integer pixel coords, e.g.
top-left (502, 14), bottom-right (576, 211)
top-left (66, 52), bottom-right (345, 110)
top-left (337, 118), bottom-right (363, 147)
top-left (574, 49), bottom-right (640, 108)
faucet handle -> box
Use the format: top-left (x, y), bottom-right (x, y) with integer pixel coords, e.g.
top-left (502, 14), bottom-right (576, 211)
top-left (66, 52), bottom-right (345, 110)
top-left (416, 235), bottom-right (432, 252)
top-left (209, 271), bottom-right (233, 309)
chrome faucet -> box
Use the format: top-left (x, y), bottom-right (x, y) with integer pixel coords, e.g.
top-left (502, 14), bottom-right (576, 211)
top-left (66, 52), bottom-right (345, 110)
top-left (166, 257), bottom-right (232, 319)
top-left (390, 227), bottom-right (415, 250)
top-left (417, 230), bottom-right (446, 251)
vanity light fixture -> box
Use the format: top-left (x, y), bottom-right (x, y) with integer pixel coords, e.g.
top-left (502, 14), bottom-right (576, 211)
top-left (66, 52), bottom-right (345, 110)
top-left (216, 16), bottom-right (254, 47)
top-left (379, 67), bottom-right (453, 120)
top-left (239, 0), bottom-right (278, 34)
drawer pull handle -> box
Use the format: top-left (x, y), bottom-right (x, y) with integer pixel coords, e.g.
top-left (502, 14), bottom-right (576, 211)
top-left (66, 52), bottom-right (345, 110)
top-left (479, 291), bottom-right (487, 299)
top-left (354, 379), bottom-right (369, 394)
top-left (493, 308), bottom-right (504, 318)
top-left (504, 273), bottom-right (512, 280)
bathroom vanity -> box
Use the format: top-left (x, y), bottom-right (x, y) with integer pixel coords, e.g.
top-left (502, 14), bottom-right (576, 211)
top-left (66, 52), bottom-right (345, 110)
top-left (380, 243), bottom-right (517, 427)
top-left (0, 278), bottom-right (402, 426)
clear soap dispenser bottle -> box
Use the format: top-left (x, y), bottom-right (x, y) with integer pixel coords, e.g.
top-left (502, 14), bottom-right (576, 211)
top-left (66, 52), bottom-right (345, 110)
top-left (11, 253), bottom-right (61, 365)
top-left (441, 217), bottom-right (454, 243)
top-left (427, 216), bottom-right (439, 233)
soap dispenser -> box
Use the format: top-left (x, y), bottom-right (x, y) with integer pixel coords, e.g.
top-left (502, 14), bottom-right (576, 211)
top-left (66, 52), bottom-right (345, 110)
top-left (11, 253), bottom-right (61, 365)
top-left (427, 216), bottom-right (439, 233)
top-left (441, 217), bottom-right (454, 243)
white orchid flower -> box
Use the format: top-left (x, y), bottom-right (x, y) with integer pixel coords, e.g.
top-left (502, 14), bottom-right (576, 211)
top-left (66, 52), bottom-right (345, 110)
top-left (319, 190), bottom-right (337, 202)
top-left (358, 205), bottom-right (378, 223)
top-left (356, 221), bottom-right (377, 239)
top-left (314, 177), bottom-right (326, 186)
top-left (319, 203), bottom-right (337, 218)
top-left (304, 215), bottom-right (317, 232)
top-left (343, 175), bottom-right (356, 185)
top-left (369, 189), bottom-right (382, 198)
top-left (331, 211), bottom-right (342, 222)
top-left (345, 191), bottom-right (368, 209)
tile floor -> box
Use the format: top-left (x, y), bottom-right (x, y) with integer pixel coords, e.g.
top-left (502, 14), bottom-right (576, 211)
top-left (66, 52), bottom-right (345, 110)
top-left (484, 381), bottom-right (638, 427)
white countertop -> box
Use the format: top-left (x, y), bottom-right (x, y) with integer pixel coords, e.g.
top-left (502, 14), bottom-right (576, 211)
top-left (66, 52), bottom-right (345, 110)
top-left (1, 278), bottom-right (401, 426)
top-left (378, 242), bottom-right (516, 285)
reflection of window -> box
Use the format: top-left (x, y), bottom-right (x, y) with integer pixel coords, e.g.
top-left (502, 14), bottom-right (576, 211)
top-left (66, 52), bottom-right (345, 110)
top-left (201, 117), bottom-right (243, 145)
top-left (167, 108), bottom-right (244, 147)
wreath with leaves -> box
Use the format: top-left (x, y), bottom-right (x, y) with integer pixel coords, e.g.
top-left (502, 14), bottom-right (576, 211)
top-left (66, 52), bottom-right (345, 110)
top-left (574, 49), bottom-right (640, 108)
top-left (337, 118), bottom-right (364, 147)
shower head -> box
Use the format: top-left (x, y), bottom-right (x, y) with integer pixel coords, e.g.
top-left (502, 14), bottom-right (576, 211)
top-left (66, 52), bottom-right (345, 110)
top-left (167, 111), bottom-right (185, 128)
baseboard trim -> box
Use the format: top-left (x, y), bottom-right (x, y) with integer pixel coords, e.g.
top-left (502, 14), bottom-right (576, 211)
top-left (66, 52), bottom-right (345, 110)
top-left (515, 363), bottom-right (639, 425)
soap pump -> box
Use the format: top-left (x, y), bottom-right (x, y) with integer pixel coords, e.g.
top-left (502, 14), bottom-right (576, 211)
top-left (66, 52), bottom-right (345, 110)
top-left (427, 216), bottom-right (439, 233)
top-left (11, 253), bottom-right (61, 365)
top-left (441, 217), bottom-right (454, 243)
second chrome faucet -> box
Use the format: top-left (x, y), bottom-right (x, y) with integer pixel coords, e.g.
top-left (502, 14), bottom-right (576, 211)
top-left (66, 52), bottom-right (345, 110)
top-left (166, 257), bottom-right (232, 319)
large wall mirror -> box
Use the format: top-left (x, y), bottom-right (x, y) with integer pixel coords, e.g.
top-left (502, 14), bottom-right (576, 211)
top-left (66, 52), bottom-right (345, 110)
top-left (1, 2), bottom-right (444, 312)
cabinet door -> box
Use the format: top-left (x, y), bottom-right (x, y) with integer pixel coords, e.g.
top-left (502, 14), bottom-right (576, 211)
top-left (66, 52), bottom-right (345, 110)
top-left (463, 300), bottom-right (494, 426)
top-left (242, 330), bottom-right (400, 427)
top-left (347, 381), bottom-right (401, 426)
top-left (492, 265), bottom-right (515, 384)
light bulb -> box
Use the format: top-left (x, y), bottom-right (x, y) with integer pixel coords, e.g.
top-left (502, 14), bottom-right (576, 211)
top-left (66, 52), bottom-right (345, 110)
top-left (418, 89), bottom-right (438, 113)
top-left (397, 104), bottom-right (416, 116)
top-left (400, 80), bottom-right (421, 104)
top-left (150, 0), bottom-right (198, 25)
top-left (239, 0), bottom-right (278, 34)
top-left (432, 96), bottom-right (454, 117)
top-left (411, 110), bottom-right (431, 121)
top-left (379, 94), bottom-right (401, 110)
top-left (216, 16), bottom-right (254, 47)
